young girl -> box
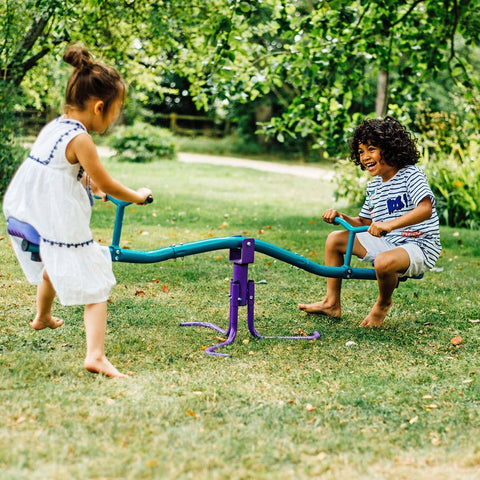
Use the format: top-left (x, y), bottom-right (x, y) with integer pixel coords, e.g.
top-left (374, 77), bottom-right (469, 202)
top-left (298, 116), bottom-right (441, 327)
top-left (3, 45), bottom-right (152, 377)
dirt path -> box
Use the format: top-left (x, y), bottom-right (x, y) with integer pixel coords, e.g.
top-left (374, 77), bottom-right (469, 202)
top-left (98, 146), bottom-right (334, 181)
top-left (177, 152), bottom-right (334, 181)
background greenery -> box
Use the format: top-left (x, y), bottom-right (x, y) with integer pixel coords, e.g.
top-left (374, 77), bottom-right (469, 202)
top-left (2, 0), bottom-right (480, 228)
top-left (1, 158), bottom-right (479, 479)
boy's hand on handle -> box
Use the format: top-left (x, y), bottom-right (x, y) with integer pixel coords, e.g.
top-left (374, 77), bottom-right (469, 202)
top-left (368, 221), bottom-right (391, 237)
top-left (136, 188), bottom-right (153, 205)
top-left (322, 209), bottom-right (341, 224)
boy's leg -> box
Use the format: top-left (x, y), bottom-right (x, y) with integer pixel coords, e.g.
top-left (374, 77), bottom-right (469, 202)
top-left (360, 247), bottom-right (410, 327)
top-left (83, 301), bottom-right (128, 378)
top-left (298, 230), bottom-right (367, 317)
top-left (31, 270), bottom-right (64, 330)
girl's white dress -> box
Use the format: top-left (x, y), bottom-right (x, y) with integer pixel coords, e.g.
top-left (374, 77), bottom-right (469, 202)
top-left (2, 117), bottom-right (116, 305)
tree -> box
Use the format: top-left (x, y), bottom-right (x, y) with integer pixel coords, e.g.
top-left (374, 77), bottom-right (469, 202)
top-left (139, 0), bottom-right (480, 158)
top-left (1, 0), bottom-right (480, 172)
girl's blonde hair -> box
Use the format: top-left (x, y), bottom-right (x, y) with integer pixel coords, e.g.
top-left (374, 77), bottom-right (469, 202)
top-left (63, 45), bottom-right (125, 115)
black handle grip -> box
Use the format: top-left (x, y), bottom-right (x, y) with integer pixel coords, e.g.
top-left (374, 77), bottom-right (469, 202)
top-left (380, 230), bottom-right (387, 237)
top-left (144, 195), bottom-right (154, 204)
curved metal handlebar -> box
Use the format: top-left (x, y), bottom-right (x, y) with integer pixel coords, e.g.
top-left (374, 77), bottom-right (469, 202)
top-left (333, 216), bottom-right (369, 233)
top-left (334, 216), bottom-right (387, 236)
top-left (105, 194), bottom-right (153, 206)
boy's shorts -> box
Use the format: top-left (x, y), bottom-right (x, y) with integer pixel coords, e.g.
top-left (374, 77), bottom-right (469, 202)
top-left (356, 232), bottom-right (427, 278)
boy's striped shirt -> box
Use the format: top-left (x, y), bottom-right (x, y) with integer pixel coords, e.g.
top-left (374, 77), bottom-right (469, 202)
top-left (359, 165), bottom-right (441, 268)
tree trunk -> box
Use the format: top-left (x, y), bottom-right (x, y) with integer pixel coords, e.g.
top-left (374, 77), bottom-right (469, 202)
top-left (375, 69), bottom-right (389, 117)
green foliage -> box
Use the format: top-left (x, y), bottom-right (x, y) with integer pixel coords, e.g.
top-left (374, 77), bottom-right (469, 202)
top-left (0, 144), bottom-right (25, 199)
top-left (424, 151), bottom-right (480, 230)
top-left (0, 81), bottom-right (26, 198)
top-left (333, 158), bottom-right (368, 208)
top-left (107, 122), bottom-right (177, 163)
top-left (145, 0), bottom-right (480, 158)
top-left (414, 107), bottom-right (480, 229)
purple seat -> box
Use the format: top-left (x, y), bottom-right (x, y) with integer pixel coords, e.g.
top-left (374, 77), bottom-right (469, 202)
top-left (7, 217), bottom-right (41, 262)
top-left (7, 217), bottom-right (40, 245)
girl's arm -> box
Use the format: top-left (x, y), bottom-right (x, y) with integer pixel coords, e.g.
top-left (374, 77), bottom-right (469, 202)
top-left (322, 209), bottom-right (372, 227)
top-left (368, 196), bottom-right (433, 237)
top-left (67, 134), bottom-right (151, 204)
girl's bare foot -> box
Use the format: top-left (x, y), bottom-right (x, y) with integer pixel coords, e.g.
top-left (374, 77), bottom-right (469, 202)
top-left (360, 300), bottom-right (392, 327)
top-left (30, 315), bottom-right (64, 330)
top-left (298, 300), bottom-right (341, 318)
top-left (84, 355), bottom-right (129, 379)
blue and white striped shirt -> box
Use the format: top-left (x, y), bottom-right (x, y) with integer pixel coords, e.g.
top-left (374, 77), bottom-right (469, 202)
top-left (359, 165), bottom-right (441, 269)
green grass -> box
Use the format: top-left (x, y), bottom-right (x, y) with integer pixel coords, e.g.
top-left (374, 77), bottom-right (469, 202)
top-left (1, 158), bottom-right (479, 479)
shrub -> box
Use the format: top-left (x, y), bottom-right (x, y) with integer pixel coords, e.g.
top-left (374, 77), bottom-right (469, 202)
top-left (107, 122), bottom-right (176, 163)
top-left (0, 82), bottom-right (26, 198)
top-left (422, 146), bottom-right (480, 230)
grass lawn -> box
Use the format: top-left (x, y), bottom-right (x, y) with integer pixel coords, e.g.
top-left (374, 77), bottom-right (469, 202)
top-left (1, 157), bottom-right (479, 479)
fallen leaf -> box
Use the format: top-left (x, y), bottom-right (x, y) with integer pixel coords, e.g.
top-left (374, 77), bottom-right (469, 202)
top-left (161, 285), bottom-right (169, 292)
top-left (0, 236), bottom-right (5, 241)
top-left (186, 409), bottom-right (199, 419)
top-left (467, 318), bottom-right (480, 324)
top-left (450, 336), bottom-right (463, 346)
top-left (309, 220), bottom-right (317, 225)
top-left (134, 290), bottom-right (145, 297)
top-left (308, 252), bottom-right (317, 257)
top-left (258, 229), bottom-right (264, 234)
top-left (152, 279), bottom-right (159, 283)
top-left (306, 404), bottom-right (317, 412)
top-left (409, 416), bottom-right (418, 424)
top-left (218, 222), bottom-right (228, 229)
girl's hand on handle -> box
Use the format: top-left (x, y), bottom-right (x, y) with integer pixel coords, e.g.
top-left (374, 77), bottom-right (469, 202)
top-left (136, 188), bottom-right (153, 205)
top-left (322, 209), bottom-right (341, 224)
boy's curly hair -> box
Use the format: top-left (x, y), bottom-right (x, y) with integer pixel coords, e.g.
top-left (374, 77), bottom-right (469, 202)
top-left (350, 116), bottom-right (420, 169)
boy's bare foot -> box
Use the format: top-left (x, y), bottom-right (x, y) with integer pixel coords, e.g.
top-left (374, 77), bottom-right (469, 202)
top-left (84, 355), bottom-right (129, 379)
top-left (360, 300), bottom-right (392, 327)
top-left (30, 315), bottom-right (64, 330)
top-left (298, 300), bottom-right (341, 318)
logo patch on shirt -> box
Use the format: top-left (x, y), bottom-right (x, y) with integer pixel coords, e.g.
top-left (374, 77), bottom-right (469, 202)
top-left (387, 194), bottom-right (409, 214)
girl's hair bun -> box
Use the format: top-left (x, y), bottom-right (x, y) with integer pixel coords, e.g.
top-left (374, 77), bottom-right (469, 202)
top-left (62, 44), bottom-right (125, 113)
top-left (63, 45), bottom-right (94, 71)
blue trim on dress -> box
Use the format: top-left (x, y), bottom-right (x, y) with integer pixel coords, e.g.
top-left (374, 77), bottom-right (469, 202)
top-left (41, 237), bottom-right (94, 248)
top-left (28, 118), bottom-right (87, 166)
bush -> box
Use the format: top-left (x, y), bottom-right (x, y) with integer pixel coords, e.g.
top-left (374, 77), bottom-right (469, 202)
top-left (423, 146), bottom-right (480, 230)
top-left (0, 145), bottom-right (26, 199)
top-left (107, 122), bottom-right (176, 163)
top-left (0, 81), bottom-right (26, 198)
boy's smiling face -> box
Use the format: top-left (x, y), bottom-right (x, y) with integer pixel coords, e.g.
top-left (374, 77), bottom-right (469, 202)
top-left (358, 142), bottom-right (398, 182)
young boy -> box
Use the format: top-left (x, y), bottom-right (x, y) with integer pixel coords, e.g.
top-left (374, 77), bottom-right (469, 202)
top-left (298, 116), bottom-right (441, 327)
